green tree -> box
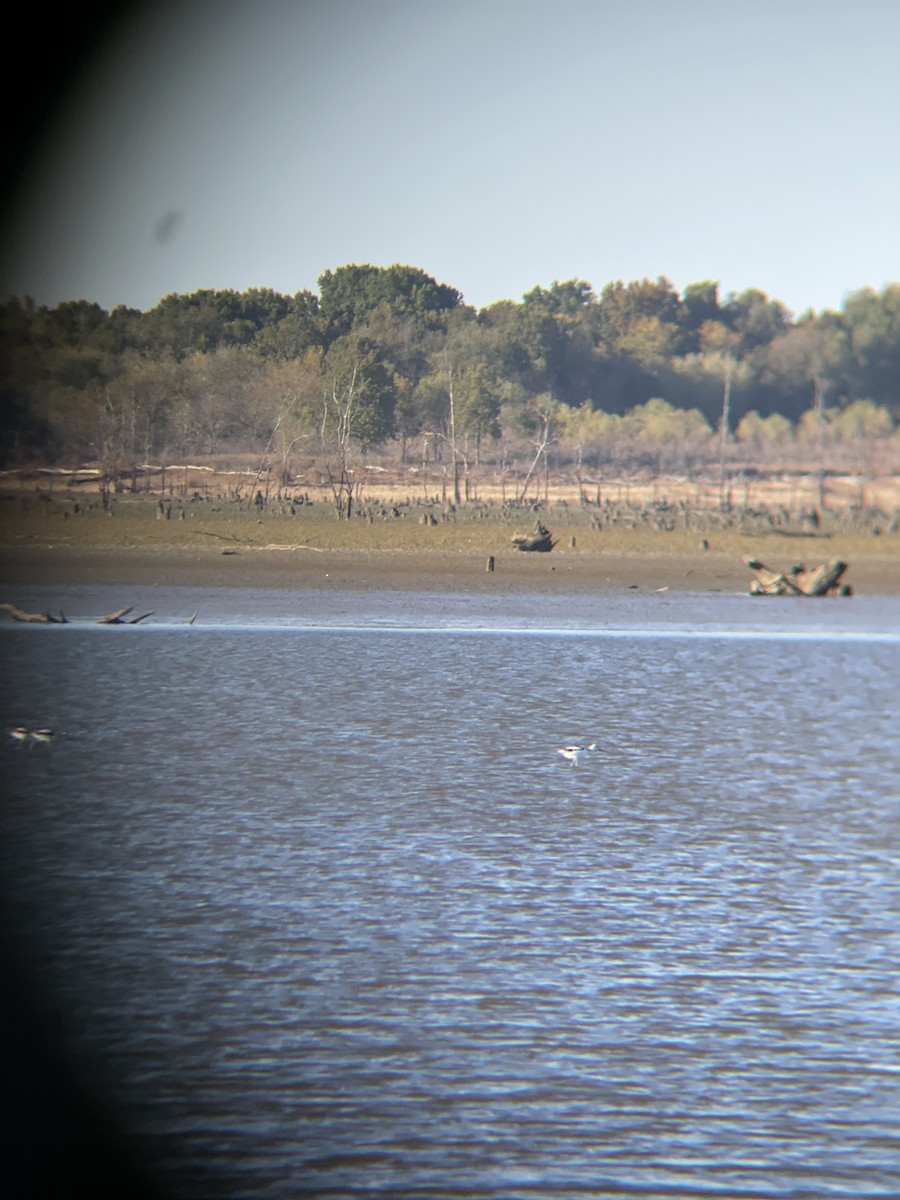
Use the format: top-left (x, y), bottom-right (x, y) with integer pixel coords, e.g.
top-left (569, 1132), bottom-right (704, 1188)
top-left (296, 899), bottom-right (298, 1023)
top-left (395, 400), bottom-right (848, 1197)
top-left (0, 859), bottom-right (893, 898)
top-left (829, 398), bottom-right (895, 475)
top-left (680, 280), bottom-right (721, 349)
top-left (476, 294), bottom-right (582, 404)
top-left (455, 362), bottom-right (501, 461)
top-left (624, 398), bottom-right (713, 472)
top-left (593, 277), bottom-right (683, 357)
top-left (735, 410), bottom-right (794, 461)
top-left (723, 288), bottom-right (792, 354)
top-left (168, 347), bottom-right (266, 456)
top-left (764, 317), bottom-right (848, 507)
top-left (245, 351), bottom-right (324, 492)
top-left (253, 290), bottom-right (324, 360)
top-left (317, 263), bottom-right (461, 344)
top-left (556, 402), bottom-right (623, 470)
top-left (522, 279), bottom-right (595, 317)
top-left (140, 289), bottom-right (291, 358)
top-left (698, 321), bottom-right (746, 504)
top-left (830, 397), bottom-right (893, 441)
top-left (841, 284), bottom-right (900, 418)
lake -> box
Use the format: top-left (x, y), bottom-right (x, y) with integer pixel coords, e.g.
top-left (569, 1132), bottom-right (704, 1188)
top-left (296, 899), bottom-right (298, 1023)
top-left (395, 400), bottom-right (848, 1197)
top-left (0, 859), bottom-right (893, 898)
top-left (2, 586), bottom-right (899, 1199)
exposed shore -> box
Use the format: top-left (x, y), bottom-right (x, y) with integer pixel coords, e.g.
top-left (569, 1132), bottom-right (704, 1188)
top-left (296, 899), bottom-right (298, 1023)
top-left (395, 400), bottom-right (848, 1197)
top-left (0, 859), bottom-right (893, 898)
top-left (1, 483), bottom-right (898, 597)
top-left (2, 543), bottom-right (898, 597)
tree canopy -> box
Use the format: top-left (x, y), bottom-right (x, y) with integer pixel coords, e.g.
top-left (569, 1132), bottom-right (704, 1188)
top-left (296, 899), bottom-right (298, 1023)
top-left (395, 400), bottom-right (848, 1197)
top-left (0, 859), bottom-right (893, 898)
top-left (1, 264), bottom-right (897, 472)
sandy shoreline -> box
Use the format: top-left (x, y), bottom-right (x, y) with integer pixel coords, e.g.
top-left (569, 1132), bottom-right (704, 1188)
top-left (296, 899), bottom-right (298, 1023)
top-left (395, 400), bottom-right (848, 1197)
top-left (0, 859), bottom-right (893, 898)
top-left (1, 544), bottom-right (898, 597)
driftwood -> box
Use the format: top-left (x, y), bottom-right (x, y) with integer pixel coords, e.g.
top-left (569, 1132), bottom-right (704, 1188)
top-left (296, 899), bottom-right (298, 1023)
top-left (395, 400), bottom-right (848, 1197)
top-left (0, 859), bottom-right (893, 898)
top-left (96, 607), bottom-right (155, 625)
top-left (512, 520), bottom-right (556, 553)
top-left (1, 601), bottom-right (159, 625)
top-left (0, 603), bottom-right (67, 623)
top-left (745, 557), bottom-right (851, 596)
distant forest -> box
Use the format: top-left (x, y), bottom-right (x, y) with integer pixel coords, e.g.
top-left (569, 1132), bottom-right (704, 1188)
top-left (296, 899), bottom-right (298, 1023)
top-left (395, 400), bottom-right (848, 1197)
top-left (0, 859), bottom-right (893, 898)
top-left (1, 265), bottom-right (898, 480)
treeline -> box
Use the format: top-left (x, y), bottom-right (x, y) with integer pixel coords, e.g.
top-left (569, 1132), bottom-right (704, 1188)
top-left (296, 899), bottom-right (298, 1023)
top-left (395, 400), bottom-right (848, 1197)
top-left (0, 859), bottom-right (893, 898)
top-left (1, 265), bottom-right (897, 479)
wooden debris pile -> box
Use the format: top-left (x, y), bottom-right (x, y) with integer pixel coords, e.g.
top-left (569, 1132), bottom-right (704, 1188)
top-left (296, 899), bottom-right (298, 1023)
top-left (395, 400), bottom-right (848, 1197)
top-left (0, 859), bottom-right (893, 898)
top-left (744, 557), bottom-right (852, 597)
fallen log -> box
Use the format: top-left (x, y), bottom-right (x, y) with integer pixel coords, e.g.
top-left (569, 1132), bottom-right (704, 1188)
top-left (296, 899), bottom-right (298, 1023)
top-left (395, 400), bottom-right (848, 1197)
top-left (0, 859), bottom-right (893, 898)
top-left (0, 602), bottom-right (67, 623)
top-left (745, 556), bottom-right (850, 596)
top-left (2, 601), bottom-right (168, 625)
top-left (96, 607), bottom-right (155, 625)
top-left (96, 606), bottom-right (134, 624)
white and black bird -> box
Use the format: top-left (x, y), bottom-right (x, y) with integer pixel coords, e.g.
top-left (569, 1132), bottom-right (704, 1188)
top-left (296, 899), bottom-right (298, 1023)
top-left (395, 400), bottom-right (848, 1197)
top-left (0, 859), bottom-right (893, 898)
top-left (557, 741), bottom-right (598, 766)
top-left (7, 726), bottom-right (57, 749)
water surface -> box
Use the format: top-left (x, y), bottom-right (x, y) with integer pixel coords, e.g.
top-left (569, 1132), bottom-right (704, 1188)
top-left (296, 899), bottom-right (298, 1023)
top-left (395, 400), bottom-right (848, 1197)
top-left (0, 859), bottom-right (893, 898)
top-left (2, 589), bottom-right (899, 1198)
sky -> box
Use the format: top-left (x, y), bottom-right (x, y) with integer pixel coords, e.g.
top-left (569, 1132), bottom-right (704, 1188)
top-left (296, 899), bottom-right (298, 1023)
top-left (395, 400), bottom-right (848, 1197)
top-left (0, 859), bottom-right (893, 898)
top-left (2, 0), bottom-right (898, 317)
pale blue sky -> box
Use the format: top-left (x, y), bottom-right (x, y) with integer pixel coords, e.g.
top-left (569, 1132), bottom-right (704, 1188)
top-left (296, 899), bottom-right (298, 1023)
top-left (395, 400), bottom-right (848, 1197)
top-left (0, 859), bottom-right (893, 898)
top-left (3, 0), bottom-right (898, 316)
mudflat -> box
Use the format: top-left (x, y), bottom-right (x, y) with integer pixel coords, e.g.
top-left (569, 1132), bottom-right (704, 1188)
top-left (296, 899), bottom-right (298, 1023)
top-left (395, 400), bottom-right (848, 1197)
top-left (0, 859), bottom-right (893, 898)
top-left (1, 543), bottom-right (898, 597)
top-left (1, 487), bottom-right (898, 597)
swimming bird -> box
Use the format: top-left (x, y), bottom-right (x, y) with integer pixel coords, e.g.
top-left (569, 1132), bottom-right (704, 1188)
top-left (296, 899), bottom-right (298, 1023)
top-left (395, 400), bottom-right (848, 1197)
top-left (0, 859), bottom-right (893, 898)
top-left (7, 726), bottom-right (30, 748)
top-left (29, 728), bottom-right (56, 748)
top-left (557, 742), bottom-right (598, 766)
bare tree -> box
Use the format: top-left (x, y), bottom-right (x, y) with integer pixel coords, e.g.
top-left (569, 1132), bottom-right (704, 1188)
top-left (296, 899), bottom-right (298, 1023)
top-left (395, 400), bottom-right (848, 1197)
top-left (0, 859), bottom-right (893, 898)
top-left (322, 361), bottom-right (360, 518)
top-left (695, 323), bottom-right (744, 508)
top-left (321, 357), bottom-right (367, 519)
top-left (516, 399), bottom-right (556, 504)
top-left (812, 369), bottom-right (827, 512)
top-left (447, 366), bottom-right (462, 505)
top-left (319, 338), bottom-right (395, 519)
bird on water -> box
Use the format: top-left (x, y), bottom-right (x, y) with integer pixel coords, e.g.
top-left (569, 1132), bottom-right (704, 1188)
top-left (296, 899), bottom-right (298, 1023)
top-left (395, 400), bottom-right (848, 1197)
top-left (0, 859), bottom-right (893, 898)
top-left (557, 742), bottom-right (598, 766)
top-left (6, 727), bottom-right (56, 748)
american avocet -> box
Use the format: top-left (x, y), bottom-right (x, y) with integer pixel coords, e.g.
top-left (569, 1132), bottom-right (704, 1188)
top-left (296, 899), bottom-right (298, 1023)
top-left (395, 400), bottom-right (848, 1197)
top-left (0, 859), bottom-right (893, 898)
top-left (557, 742), bottom-right (598, 766)
top-left (7, 727), bottom-right (30, 748)
top-left (29, 728), bottom-right (56, 748)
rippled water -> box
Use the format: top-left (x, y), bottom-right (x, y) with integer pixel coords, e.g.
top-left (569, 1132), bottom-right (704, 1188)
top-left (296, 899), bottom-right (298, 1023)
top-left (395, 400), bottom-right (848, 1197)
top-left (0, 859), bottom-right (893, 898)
top-left (2, 589), bottom-right (899, 1198)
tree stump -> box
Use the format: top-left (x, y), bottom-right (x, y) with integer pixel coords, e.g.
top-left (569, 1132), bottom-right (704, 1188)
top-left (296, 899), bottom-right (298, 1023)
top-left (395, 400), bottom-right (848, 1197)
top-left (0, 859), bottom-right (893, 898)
top-left (512, 520), bottom-right (555, 552)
